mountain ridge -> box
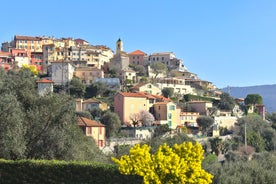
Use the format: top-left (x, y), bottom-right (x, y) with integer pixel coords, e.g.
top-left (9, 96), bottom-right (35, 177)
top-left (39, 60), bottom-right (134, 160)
top-left (221, 84), bottom-right (276, 113)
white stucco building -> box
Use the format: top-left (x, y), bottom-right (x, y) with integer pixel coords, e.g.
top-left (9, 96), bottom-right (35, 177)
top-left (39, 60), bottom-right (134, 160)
top-left (50, 61), bottom-right (75, 85)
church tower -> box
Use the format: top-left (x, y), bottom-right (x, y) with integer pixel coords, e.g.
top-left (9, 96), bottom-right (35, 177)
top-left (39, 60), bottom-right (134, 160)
top-left (116, 38), bottom-right (123, 54)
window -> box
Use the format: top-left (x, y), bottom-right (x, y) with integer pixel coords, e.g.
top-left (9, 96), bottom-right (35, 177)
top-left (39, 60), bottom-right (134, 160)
top-left (148, 84), bottom-right (152, 88)
top-left (169, 105), bottom-right (175, 110)
top-left (168, 121), bottom-right (172, 127)
top-left (99, 140), bottom-right (103, 147)
top-left (158, 106), bottom-right (160, 110)
top-left (157, 57), bottom-right (159, 61)
top-left (162, 57), bottom-right (164, 60)
top-left (99, 127), bottom-right (102, 134)
top-left (87, 127), bottom-right (92, 134)
top-left (168, 113), bottom-right (172, 119)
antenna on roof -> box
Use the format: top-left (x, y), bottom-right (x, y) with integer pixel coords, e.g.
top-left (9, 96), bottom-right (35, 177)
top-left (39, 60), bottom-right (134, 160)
top-left (227, 85), bottom-right (231, 95)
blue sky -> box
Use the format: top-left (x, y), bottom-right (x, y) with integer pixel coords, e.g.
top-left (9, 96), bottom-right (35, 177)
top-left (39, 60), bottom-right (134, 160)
top-left (1, 0), bottom-right (276, 88)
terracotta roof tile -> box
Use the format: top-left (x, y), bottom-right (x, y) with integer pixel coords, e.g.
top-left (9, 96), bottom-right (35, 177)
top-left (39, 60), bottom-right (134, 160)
top-left (128, 50), bottom-right (147, 55)
top-left (36, 78), bottom-right (54, 83)
top-left (119, 92), bottom-right (147, 98)
top-left (77, 117), bottom-right (105, 127)
top-left (0, 52), bottom-right (11, 57)
top-left (15, 35), bottom-right (41, 41)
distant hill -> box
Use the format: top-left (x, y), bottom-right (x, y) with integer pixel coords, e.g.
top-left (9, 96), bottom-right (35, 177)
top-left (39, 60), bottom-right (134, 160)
top-left (221, 84), bottom-right (276, 113)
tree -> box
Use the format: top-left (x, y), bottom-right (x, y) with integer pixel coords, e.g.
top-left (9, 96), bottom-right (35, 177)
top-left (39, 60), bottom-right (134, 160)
top-left (209, 137), bottom-right (224, 156)
top-left (244, 94), bottom-right (263, 106)
top-left (0, 69), bottom-right (106, 161)
top-left (153, 124), bottom-right (170, 137)
top-left (139, 110), bottom-right (155, 126)
top-left (196, 116), bottom-right (214, 135)
top-left (247, 131), bottom-right (265, 152)
top-left (86, 82), bottom-right (109, 98)
top-left (162, 87), bottom-right (174, 98)
top-left (235, 115), bottom-right (276, 152)
top-left (89, 107), bottom-right (104, 120)
top-left (130, 111), bottom-right (155, 127)
top-left (139, 76), bottom-right (148, 83)
top-left (129, 113), bottom-right (140, 127)
top-left (112, 142), bottom-right (213, 184)
top-left (151, 61), bottom-right (167, 79)
top-left (134, 65), bottom-right (146, 76)
top-left (100, 111), bottom-right (121, 138)
top-left (0, 94), bottom-right (26, 159)
top-left (21, 64), bottom-right (38, 76)
top-left (218, 92), bottom-right (235, 111)
top-left (68, 77), bottom-right (86, 98)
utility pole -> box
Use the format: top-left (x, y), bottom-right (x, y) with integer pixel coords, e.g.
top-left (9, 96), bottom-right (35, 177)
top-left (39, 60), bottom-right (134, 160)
top-left (244, 122), bottom-right (247, 154)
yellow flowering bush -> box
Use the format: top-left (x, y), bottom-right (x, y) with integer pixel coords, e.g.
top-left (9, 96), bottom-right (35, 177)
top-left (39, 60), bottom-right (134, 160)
top-left (22, 64), bottom-right (38, 76)
top-left (112, 142), bottom-right (213, 184)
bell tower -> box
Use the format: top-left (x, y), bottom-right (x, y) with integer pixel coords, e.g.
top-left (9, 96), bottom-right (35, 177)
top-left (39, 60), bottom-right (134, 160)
top-left (116, 38), bottom-right (123, 54)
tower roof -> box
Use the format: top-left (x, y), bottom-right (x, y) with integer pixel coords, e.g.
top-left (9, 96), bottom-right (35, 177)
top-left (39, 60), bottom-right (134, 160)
top-left (117, 38), bottom-right (121, 42)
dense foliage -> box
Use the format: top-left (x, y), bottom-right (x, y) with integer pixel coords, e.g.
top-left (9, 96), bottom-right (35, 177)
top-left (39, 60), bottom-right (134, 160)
top-left (218, 92), bottom-right (235, 111)
top-left (150, 61), bottom-right (167, 78)
top-left (161, 87), bottom-right (174, 98)
top-left (0, 69), bottom-right (105, 161)
top-left (204, 152), bottom-right (276, 184)
top-left (234, 115), bottom-right (276, 152)
top-left (112, 142), bottom-right (213, 184)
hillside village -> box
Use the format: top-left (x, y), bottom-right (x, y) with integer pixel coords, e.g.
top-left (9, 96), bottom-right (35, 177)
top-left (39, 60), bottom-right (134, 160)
top-left (0, 35), bottom-right (266, 151)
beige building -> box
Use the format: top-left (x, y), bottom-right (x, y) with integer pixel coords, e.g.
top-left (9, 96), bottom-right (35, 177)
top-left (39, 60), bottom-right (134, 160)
top-left (214, 116), bottom-right (237, 130)
top-left (187, 101), bottom-right (213, 115)
top-left (131, 83), bottom-right (161, 95)
top-left (85, 45), bottom-right (114, 69)
top-left (114, 91), bottom-right (172, 126)
top-left (153, 101), bottom-right (180, 129)
top-left (180, 111), bottom-right (199, 126)
top-left (74, 67), bottom-right (104, 85)
top-left (76, 98), bottom-right (109, 112)
top-left (114, 92), bottom-right (149, 125)
top-left (156, 77), bottom-right (196, 95)
top-left (77, 117), bottom-right (106, 148)
top-left (121, 68), bottom-right (137, 83)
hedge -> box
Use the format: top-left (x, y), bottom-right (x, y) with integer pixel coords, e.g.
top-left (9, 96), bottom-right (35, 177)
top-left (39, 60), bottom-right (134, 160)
top-left (0, 159), bottom-right (142, 184)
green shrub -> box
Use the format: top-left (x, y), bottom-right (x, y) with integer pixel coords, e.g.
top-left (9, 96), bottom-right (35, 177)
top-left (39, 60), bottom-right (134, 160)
top-left (0, 159), bottom-right (142, 184)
